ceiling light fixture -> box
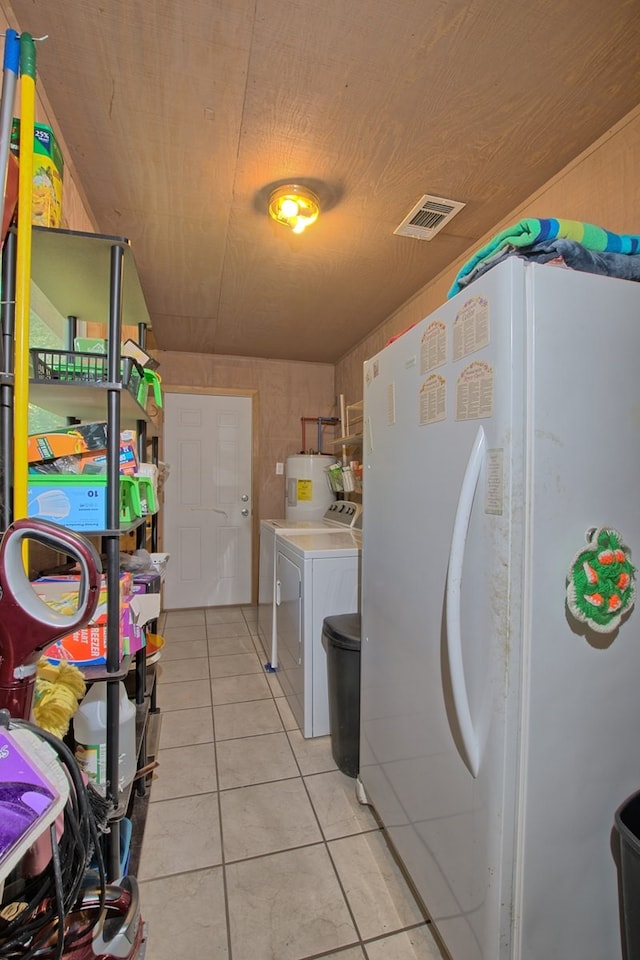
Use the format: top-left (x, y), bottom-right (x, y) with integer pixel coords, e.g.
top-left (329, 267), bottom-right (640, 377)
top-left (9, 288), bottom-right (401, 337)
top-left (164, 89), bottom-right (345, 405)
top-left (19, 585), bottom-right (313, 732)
top-left (268, 184), bottom-right (320, 234)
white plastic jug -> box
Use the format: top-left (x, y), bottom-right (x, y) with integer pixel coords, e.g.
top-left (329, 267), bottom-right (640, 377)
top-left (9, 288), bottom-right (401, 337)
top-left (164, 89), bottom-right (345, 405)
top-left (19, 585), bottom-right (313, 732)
top-left (74, 680), bottom-right (136, 796)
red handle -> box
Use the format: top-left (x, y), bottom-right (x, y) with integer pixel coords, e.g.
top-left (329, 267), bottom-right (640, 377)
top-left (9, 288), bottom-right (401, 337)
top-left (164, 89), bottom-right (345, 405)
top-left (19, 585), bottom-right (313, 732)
top-left (0, 519), bottom-right (103, 717)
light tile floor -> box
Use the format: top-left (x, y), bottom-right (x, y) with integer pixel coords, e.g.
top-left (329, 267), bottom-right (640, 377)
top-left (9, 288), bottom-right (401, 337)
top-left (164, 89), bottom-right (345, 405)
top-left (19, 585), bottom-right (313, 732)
top-left (138, 605), bottom-right (446, 960)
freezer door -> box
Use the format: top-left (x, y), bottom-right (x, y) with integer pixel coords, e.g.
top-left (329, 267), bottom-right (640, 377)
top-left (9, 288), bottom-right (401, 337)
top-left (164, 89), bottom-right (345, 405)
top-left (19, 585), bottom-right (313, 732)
top-left (360, 258), bottom-right (525, 960)
top-left (513, 264), bottom-right (640, 959)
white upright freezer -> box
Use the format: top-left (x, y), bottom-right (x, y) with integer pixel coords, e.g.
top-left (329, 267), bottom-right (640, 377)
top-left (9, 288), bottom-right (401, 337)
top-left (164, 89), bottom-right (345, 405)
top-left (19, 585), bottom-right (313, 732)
top-left (359, 257), bottom-right (640, 960)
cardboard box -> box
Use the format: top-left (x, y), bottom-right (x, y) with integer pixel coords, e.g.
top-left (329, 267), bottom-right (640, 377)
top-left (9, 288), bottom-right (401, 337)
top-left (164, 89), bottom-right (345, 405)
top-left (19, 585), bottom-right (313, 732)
top-left (11, 119), bottom-right (64, 228)
top-left (28, 422), bottom-right (109, 463)
top-left (28, 475), bottom-right (142, 530)
top-left (34, 572), bottom-right (132, 620)
top-left (36, 573), bottom-right (132, 666)
top-left (124, 572), bottom-right (162, 656)
top-left (43, 624), bottom-right (124, 666)
top-left (132, 571), bottom-right (162, 595)
top-left (28, 429), bottom-right (138, 476)
top-left (130, 580), bottom-right (161, 627)
top-left (28, 475), bottom-right (109, 531)
top-left (124, 596), bottom-right (162, 657)
top-left (130, 595), bottom-right (160, 627)
top-left (121, 602), bottom-right (144, 657)
top-left (73, 433), bottom-right (138, 476)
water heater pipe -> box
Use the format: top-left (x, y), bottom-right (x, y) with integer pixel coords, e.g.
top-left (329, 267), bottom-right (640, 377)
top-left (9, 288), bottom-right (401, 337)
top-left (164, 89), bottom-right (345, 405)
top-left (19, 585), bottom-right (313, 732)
top-left (300, 416), bottom-right (339, 455)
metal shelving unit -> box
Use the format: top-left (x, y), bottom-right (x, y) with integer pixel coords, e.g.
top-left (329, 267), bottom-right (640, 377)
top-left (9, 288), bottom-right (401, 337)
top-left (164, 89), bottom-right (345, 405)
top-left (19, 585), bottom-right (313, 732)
top-left (3, 225), bottom-right (160, 880)
top-left (333, 399), bottom-right (363, 445)
top-left (331, 399), bottom-right (364, 495)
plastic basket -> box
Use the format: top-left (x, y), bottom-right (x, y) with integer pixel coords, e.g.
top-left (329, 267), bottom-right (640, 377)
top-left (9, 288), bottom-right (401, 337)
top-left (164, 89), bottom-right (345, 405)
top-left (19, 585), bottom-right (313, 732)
top-left (30, 348), bottom-right (143, 397)
top-left (135, 475), bottom-right (157, 515)
top-left (136, 368), bottom-right (163, 409)
top-left (120, 475), bottom-right (143, 523)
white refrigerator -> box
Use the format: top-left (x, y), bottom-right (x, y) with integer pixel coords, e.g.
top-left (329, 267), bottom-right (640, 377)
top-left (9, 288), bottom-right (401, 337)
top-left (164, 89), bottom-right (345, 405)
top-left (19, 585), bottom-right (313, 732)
top-left (359, 257), bottom-right (640, 960)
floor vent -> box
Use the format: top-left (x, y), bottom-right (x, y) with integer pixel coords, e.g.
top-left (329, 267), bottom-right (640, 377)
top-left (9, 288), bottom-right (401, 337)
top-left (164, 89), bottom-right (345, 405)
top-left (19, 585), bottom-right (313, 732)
top-left (393, 194), bottom-right (465, 240)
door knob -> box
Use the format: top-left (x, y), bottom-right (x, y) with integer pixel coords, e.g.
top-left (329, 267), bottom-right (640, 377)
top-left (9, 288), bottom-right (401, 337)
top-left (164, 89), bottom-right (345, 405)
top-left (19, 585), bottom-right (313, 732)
top-left (241, 508), bottom-right (249, 517)
top-left (241, 494), bottom-right (249, 502)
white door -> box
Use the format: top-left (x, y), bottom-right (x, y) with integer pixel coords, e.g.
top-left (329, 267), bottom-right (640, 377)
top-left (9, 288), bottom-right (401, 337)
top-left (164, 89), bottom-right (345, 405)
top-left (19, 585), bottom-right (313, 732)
top-left (163, 392), bottom-right (253, 609)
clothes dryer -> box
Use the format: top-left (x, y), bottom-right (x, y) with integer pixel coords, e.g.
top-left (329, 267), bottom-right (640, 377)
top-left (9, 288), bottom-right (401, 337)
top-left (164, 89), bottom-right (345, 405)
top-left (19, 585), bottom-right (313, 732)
top-left (273, 529), bottom-right (361, 738)
top-left (257, 500), bottom-right (361, 670)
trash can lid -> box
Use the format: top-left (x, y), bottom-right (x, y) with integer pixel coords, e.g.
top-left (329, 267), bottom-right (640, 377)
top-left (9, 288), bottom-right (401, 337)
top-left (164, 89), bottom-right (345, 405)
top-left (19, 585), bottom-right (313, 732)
top-left (322, 612), bottom-right (361, 650)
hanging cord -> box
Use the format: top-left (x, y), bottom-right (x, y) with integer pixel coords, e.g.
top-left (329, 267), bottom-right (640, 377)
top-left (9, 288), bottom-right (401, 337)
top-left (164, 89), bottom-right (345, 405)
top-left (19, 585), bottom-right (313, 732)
top-left (0, 719), bottom-right (107, 959)
top-left (46, 821), bottom-right (65, 960)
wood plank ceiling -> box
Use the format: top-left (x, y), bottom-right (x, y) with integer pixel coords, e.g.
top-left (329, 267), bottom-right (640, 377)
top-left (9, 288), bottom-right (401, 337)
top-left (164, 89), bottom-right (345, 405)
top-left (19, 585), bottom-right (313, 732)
top-left (9, 0), bottom-right (640, 362)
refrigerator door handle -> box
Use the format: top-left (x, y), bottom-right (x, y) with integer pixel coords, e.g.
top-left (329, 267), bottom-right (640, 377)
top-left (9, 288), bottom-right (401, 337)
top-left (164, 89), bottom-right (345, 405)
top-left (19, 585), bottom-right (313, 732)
top-left (446, 425), bottom-right (485, 778)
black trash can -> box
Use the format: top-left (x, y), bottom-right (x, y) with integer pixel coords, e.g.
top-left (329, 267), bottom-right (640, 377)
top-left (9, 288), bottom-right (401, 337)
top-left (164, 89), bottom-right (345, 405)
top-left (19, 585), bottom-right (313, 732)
top-left (615, 789), bottom-right (640, 959)
top-left (322, 612), bottom-right (361, 778)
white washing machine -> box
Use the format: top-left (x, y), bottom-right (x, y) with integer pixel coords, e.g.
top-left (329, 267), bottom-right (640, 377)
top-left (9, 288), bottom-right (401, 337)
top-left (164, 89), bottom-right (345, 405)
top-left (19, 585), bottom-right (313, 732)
top-left (257, 500), bottom-right (361, 670)
top-left (274, 528), bottom-right (361, 738)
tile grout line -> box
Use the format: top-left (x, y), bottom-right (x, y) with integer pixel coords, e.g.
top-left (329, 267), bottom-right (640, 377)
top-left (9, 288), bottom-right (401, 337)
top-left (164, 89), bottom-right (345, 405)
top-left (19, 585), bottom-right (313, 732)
top-left (206, 610), bottom-right (235, 960)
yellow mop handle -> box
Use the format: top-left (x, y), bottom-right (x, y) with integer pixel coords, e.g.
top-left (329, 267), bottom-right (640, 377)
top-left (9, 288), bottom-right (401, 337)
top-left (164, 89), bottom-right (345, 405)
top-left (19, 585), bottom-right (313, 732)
top-left (13, 33), bottom-right (36, 520)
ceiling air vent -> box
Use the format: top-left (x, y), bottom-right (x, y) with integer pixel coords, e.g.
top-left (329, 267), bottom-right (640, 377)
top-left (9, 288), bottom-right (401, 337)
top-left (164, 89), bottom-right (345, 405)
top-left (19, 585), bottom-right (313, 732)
top-left (393, 194), bottom-right (465, 241)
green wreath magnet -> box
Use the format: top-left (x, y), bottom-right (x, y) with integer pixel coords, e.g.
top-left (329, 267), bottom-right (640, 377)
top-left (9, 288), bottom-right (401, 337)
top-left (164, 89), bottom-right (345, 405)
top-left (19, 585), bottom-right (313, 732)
top-left (567, 528), bottom-right (635, 633)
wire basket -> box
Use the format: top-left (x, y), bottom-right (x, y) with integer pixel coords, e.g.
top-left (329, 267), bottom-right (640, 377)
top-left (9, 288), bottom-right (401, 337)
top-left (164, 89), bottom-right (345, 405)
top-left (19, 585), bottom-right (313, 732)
top-left (30, 349), bottom-right (143, 396)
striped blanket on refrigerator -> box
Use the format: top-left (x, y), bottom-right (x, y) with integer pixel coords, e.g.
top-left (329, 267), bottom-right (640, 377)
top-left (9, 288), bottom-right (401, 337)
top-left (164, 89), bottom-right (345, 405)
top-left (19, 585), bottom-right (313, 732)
top-left (448, 218), bottom-right (640, 297)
